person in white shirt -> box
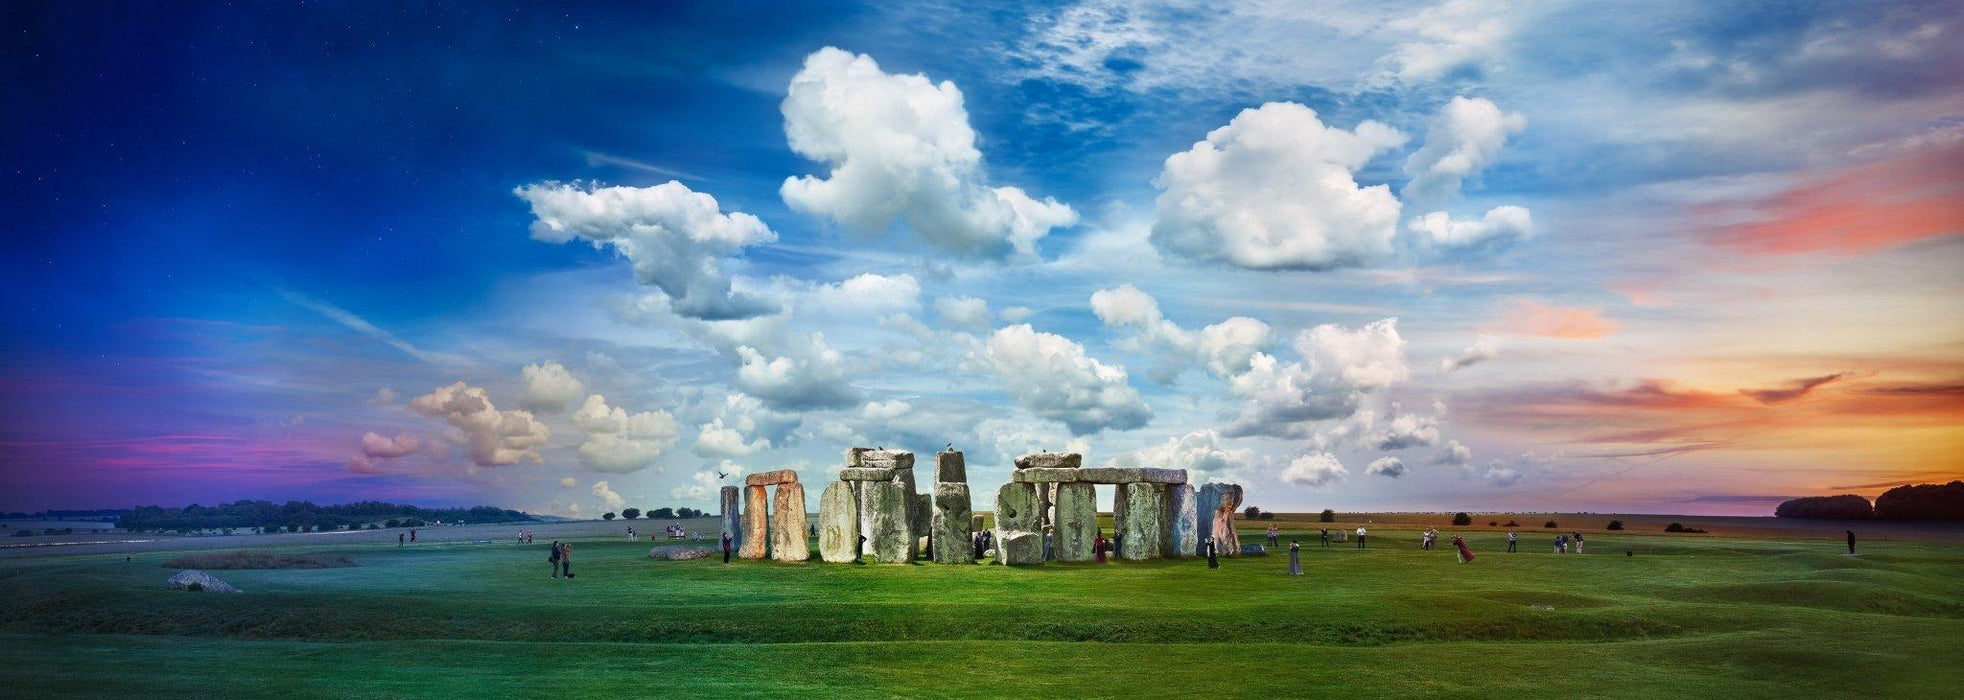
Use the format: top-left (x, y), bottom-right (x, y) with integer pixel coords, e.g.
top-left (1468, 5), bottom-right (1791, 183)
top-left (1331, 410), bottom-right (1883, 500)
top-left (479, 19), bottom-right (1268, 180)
top-left (1507, 530), bottom-right (1517, 553)
top-left (1355, 526), bottom-right (1367, 549)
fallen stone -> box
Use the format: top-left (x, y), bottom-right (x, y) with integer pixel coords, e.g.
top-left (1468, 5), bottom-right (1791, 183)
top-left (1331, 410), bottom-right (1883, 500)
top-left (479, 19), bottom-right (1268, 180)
top-left (719, 485), bottom-right (742, 547)
top-left (934, 451), bottom-right (966, 483)
top-left (1012, 468), bottom-right (1079, 483)
top-left (817, 481), bottom-right (859, 563)
top-left (1052, 482), bottom-right (1098, 562)
top-left (1075, 467), bottom-right (1146, 484)
top-left (1135, 468), bottom-right (1188, 484)
top-left (1163, 483), bottom-right (1197, 558)
top-left (867, 481), bottom-right (913, 564)
top-left (1116, 482), bottom-right (1163, 560)
top-left (648, 546), bottom-right (719, 560)
top-left (995, 530), bottom-right (1043, 565)
top-left (1240, 544), bottom-right (1268, 556)
top-left (931, 483), bottom-right (974, 564)
top-left (1014, 452), bottom-right (1081, 470)
top-left (746, 469), bottom-right (799, 486)
top-left (771, 482), bottom-right (810, 562)
top-left (994, 482), bottom-right (1041, 532)
top-left (739, 484), bottom-right (769, 559)
top-left (838, 467), bottom-right (897, 482)
top-left (167, 570), bottom-right (240, 593)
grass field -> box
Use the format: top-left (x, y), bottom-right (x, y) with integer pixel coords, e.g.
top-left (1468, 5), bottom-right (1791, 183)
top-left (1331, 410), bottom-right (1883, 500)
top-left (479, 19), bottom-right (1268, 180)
top-left (4, 520), bottom-right (1961, 698)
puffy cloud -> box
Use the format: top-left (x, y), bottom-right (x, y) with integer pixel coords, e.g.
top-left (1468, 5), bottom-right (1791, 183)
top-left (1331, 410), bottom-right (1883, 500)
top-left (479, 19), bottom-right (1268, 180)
top-left (780, 47), bottom-right (1077, 257)
top-left (519, 360), bottom-right (586, 413)
top-left (572, 394), bottom-right (681, 473)
top-left (1227, 319), bottom-right (1408, 437)
top-left (515, 180), bottom-right (777, 320)
top-left (1110, 429), bottom-right (1252, 481)
top-left (733, 333), bottom-right (860, 409)
top-left (1367, 408), bottom-right (1442, 450)
top-left (979, 324), bottom-right (1152, 435)
top-left (1195, 317), bottom-right (1276, 379)
top-left (558, 477), bottom-right (577, 488)
top-left (1432, 439), bottom-right (1474, 467)
top-left (1151, 102), bottom-right (1407, 270)
top-left (999, 306), bottom-right (1035, 323)
top-left (1439, 334), bottom-right (1500, 373)
top-left (1380, 1), bottom-right (1523, 82)
top-left (694, 417), bottom-right (770, 458)
top-left (1366, 456), bottom-right (1408, 478)
top-left (409, 382), bottom-right (551, 468)
top-left (1482, 463), bottom-right (1523, 487)
top-left (933, 296), bottom-right (994, 331)
top-left (1281, 452), bottom-right (1348, 488)
top-left (368, 388), bottom-right (395, 405)
top-left (591, 480), bottom-right (627, 513)
top-left (859, 399), bottom-right (913, 421)
top-left (1403, 96), bottom-right (1526, 208)
top-left (788, 273), bottom-right (922, 317)
top-left (1504, 300), bottom-right (1617, 339)
top-left (1091, 285), bottom-right (1273, 382)
top-left (672, 461), bottom-right (746, 502)
top-left (1409, 206), bottom-right (1532, 251)
top-left (347, 432), bottom-right (422, 474)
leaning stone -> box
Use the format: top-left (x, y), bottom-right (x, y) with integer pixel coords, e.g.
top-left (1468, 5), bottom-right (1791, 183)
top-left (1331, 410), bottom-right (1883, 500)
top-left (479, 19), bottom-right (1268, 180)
top-left (995, 530), bottom-right (1043, 565)
top-left (1052, 482), bottom-right (1098, 562)
top-left (818, 481), bottom-right (859, 563)
top-left (719, 485), bottom-right (742, 547)
top-left (1162, 483), bottom-right (1197, 558)
top-left (1012, 468), bottom-right (1079, 483)
top-left (1014, 452), bottom-right (1081, 470)
top-left (739, 484), bottom-right (769, 559)
top-left (1075, 467), bottom-right (1145, 484)
top-left (839, 467), bottom-right (897, 482)
top-left (1135, 468), bottom-right (1188, 484)
top-left (931, 483), bottom-right (974, 564)
top-left (994, 482), bottom-right (1041, 532)
top-left (1116, 482), bottom-right (1163, 560)
top-left (771, 482), bottom-right (810, 562)
top-left (934, 451), bottom-right (966, 484)
top-left (746, 469), bottom-right (799, 486)
top-left (168, 570), bottom-right (240, 593)
top-left (868, 481), bottom-right (913, 564)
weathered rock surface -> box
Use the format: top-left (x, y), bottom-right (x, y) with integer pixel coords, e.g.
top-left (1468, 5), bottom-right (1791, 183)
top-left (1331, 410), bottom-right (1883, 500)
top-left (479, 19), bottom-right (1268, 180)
top-left (818, 481), bottom-right (860, 563)
top-left (858, 449), bottom-right (914, 469)
top-left (1163, 483), bottom-right (1198, 558)
top-left (867, 481), bottom-right (913, 564)
top-left (1134, 468), bottom-right (1188, 484)
top-left (1215, 483), bottom-right (1244, 556)
top-left (995, 530), bottom-right (1042, 565)
top-left (994, 482), bottom-right (1041, 532)
top-left (1052, 482), bottom-right (1098, 562)
top-left (1075, 467), bottom-right (1146, 484)
top-left (1116, 482), bottom-right (1163, 560)
top-left (911, 492), bottom-right (933, 559)
top-left (1012, 467), bottom-right (1080, 483)
top-left (970, 514), bottom-right (986, 532)
top-left (1240, 544), bottom-right (1268, 556)
top-left (719, 485), bottom-right (742, 546)
top-left (1014, 452), bottom-right (1081, 470)
top-left (934, 451), bottom-right (966, 483)
top-left (740, 484), bottom-right (769, 559)
top-left (771, 482), bottom-right (810, 562)
top-left (648, 546), bottom-right (719, 560)
top-left (168, 570), bottom-right (240, 593)
top-left (838, 467), bottom-right (897, 481)
top-left (746, 469), bottom-right (799, 486)
top-left (931, 483), bottom-right (974, 564)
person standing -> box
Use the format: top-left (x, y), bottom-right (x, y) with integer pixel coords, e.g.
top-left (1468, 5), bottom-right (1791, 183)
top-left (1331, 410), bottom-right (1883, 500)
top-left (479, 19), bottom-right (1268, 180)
top-left (1846, 529), bottom-right (1856, 554)
top-left (548, 540), bottom-right (562, 578)
top-left (1206, 537), bottom-right (1220, 569)
top-left (1095, 532), bottom-right (1108, 564)
top-left (1267, 525), bottom-right (1279, 548)
top-left (721, 531), bottom-right (733, 564)
top-left (1573, 532), bottom-right (1585, 554)
top-left (1320, 528), bottom-right (1330, 547)
top-left (1554, 535), bottom-right (1565, 554)
top-left (410, 529), bottom-right (417, 543)
top-left (1355, 525), bottom-right (1367, 549)
top-left (1287, 540), bottom-right (1302, 576)
top-left (398, 532), bottom-right (404, 547)
top-left (557, 541), bottom-right (572, 578)
top-left (1453, 535), bottom-right (1475, 564)
top-left (1507, 530), bottom-right (1517, 553)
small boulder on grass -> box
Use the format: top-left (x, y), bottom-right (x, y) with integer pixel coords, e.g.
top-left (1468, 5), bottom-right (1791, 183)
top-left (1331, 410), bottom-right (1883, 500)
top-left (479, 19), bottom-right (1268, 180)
top-left (167, 570), bottom-right (241, 593)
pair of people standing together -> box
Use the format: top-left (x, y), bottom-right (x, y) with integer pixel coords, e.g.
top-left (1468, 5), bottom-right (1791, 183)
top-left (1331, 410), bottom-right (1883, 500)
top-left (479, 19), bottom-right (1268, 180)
top-left (547, 540), bottom-right (573, 578)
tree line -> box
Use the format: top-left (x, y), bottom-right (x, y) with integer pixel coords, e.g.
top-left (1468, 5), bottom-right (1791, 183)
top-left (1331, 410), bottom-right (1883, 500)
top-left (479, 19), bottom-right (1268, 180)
top-left (117, 500), bottom-right (534, 532)
top-left (1775, 481), bottom-right (1964, 521)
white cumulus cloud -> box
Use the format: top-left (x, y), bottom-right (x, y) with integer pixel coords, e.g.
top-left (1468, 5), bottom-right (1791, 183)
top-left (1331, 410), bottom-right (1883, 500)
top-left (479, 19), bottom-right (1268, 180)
top-left (347, 432), bottom-right (422, 474)
top-left (1366, 456), bottom-right (1408, 478)
top-left (1109, 429), bottom-right (1251, 481)
top-left (519, 360), bottom-right (586, 413)
top-left (591, 480), bottom-right (627, 513)
top-left (1282, 452), bottom-right (1348, 488)
top-left (1402, 96), bottom-right (1526, 208)
top-left (979, 324), bottom-right (1152, 435)
top-left (572, 394), bottom-right (681, 474)
top-left (409, 382), bottom-right (550, 468)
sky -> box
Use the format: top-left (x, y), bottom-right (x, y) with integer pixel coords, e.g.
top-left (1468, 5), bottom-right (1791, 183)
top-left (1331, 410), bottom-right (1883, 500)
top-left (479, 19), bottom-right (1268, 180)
top-left (5, 0), bottom-right (1961, 517)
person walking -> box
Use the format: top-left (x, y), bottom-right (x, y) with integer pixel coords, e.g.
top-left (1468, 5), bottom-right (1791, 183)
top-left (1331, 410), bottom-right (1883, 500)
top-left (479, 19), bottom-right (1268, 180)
top-left (1287, 540), bottom-right (1303, 576)
top-left (1453, 535), bottom-right (1475, 564)
top-left (548, 540), bottom-right (562, 578)
top-left (721, 531), bottom-right (733, 564)
top-left (1320, 528), bottom-right (1330, 547)
top-left (1267, 525), bottom-right (1280, 548)
top-left (1355, 525), bottom-right (1367, 549)
top-left (410, 529), bottom-right (417, 543)
top-left (1507, 530), bottom-right (1517, 553)
top-left (1206, 537), bottom-right (1220, 569)
top-left (1846, 529), bottom-right (1856, 554)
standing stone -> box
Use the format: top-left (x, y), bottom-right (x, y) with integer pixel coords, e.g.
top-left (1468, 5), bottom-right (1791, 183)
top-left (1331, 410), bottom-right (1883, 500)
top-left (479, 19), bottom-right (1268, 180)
top-left (855, 480), bottom-right (877, 558)
top-left (1035, 482), bottom-right (1054, 533)
top-left (1052, 482), bottom-right (1098, 562)
top-left (1196, 484), bottom-right (1223, 558)
top-left (1217, 483), bottom-right (1244, 556)
top-left (771, 482), bottom-right (810, 562)
top-left (868, 480), bottom-right (913, 564)
top-left (993, 482), bottom-right (1043, 565)
top-left (817, 481), bottom-right (859, 563)
top-left (1163, 483), bottom-right (1197, 558)
top-left (934, 451), bottom-right (966, 483)
top-left (1116, 482), bottom-right (1162, 560)
top-left (971, 514), bottom-right (986, 531)
top-left (740, 485), bottom-right (769, 559)
top-left (911, 492), bottom-right (933, 559)
top-left (931, 483), bottom-right (974, 564)
top-left (995, 530), bottom-right (1042, 566)
top-left (719, 485), bottom-right (742, 548)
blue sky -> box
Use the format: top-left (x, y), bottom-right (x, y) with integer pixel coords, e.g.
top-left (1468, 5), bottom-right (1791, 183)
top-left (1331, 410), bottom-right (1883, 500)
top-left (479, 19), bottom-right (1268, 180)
top-left (6, 0), bottom-right (1961, 516)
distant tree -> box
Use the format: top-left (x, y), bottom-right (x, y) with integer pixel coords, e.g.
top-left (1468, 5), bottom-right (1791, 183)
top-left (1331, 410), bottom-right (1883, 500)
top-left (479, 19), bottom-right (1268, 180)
top-left (1487, 521), bottom-right (1498, 527)
top-left (1451, 512), bottom-right (1472, 526)
top-left (1874, 481), bottom-right (1964, 521)
top-left (1543, 521), bottom-right (1558, 529)
top-left (621, 508), bottom-right (641, 520)
top-left (1319, 509), bottom-right (1335, 523)
top-left (650, 507), bottom-right (676, 519)
top-left (1244, 506), bottom-right (1263, 519)
top-left (1259, 512), bottom-right (1276, 520)
top-left (385, 519), bottom-right (402, 528)
top-left (1504, 521), bottom-right (1519, 527)
top-left (1775, 495), bottom-right (1874, 520)
top-left (1606, 520), bottom-right (1625, 530)
top-left (1664, 522), bottom-right (1706, 533)
top-left (367, 523), bottom-right (379, 530)
top-left (603, 512), bottom-right (616, 521)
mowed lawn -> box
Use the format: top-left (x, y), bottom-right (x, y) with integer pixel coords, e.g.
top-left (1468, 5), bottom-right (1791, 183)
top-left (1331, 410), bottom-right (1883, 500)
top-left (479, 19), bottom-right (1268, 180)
top-left (3, 525), bottom-right (1961, 698)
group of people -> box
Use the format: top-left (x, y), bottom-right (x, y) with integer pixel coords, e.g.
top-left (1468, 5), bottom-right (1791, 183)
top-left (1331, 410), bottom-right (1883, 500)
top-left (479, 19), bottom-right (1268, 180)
top-left (1555, 532), bottom-right (1585, 554)
top-left (516, 530), bottom-right (535, 544)
top-left (546, 540), bottom-right (573, 578)
top-left (1420, 527), bottom-right (1440, 550)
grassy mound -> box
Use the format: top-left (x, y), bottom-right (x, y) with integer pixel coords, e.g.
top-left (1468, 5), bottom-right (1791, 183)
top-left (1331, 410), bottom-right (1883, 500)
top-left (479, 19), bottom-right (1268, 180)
top-left (161, 551), bottom-right (356, 570)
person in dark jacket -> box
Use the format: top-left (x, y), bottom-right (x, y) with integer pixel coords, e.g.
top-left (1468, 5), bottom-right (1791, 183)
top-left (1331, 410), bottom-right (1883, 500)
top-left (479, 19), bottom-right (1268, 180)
top-left (721, 531), bottom-right (733, 563)
top-left (1206, 537), bottom-right (1220, 569)
top-left (1846, 530), bottom-right (1856, 554)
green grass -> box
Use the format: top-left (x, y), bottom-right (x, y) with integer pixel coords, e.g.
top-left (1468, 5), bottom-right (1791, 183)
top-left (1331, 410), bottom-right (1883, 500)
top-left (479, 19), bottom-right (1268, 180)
top-left (4, 527), bottom-right (1961, 698)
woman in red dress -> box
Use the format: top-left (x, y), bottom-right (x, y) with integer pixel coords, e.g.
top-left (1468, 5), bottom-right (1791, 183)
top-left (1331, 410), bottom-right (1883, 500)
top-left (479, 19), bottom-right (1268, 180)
top-left (1094, 531), bottom-right (1108, 564)
top-left (1453, 535), bottom-right (1475, 563)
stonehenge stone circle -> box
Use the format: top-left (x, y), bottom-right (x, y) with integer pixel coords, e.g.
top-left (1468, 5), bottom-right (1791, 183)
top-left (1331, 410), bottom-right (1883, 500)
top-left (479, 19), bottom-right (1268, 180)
top-left (931, 483), bottom-right (974, 564)
top-left (817, 481), bottom-right (859, 563)
top-left (1052, 481), bottom-right (1098, 562)
top-left (867, 480), bottom-right (913, 564)
top-left (1114, 482), bottom-right (1163, 560)
top-left (740, 484), bottom-right (770, 559)
top-left (770, 481), bottom-right (810, 562)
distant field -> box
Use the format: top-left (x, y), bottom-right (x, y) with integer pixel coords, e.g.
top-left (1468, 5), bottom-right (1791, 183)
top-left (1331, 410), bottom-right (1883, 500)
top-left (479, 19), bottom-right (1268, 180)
top-left (3, 520), bottom-right (1960, 697)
